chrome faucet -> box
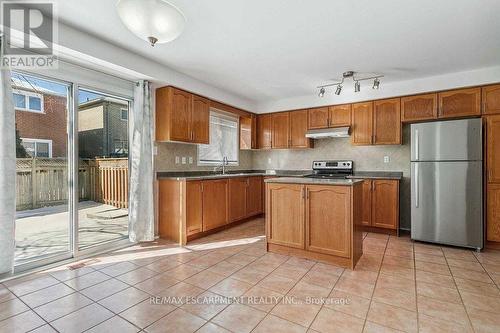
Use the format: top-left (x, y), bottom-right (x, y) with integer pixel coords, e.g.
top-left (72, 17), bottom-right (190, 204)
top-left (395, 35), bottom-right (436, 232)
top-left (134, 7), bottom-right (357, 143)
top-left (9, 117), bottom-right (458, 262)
top-left (215, 156), bottom-right (229, 174)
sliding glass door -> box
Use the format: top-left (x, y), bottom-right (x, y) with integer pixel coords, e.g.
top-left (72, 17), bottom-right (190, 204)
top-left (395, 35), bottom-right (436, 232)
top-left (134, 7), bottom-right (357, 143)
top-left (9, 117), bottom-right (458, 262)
top-left (10, 71), bottom-right (133, 271)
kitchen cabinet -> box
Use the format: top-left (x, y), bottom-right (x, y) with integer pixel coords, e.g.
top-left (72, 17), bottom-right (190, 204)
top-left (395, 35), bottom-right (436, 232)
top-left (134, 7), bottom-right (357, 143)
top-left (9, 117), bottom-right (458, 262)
top-left (308, 107), bottom-right (330, 129)
top-left (306, 186), bottom-right (351, 258)
top-left (229, 178), bottom-right (247, 222)
top-left (438, 87), bottom-right (481, 119)
top-left (272, 112), bottom-right (290, 149)
top-left (240, 114), bottom-right (257, 149)
top-left (290, 109), bottom-right (313, 148)
top-left (330, 104), bottom-right (352, 127)
top-left (257, 114), bottom-right (272, 149)
top-left (373, 98), bottom-right (401, 145)
top-left (487, 115), bottom-right (500, 183)
top-left (483, 84), bottom-right (500, 115)
top-left (351, 102), bottom-right (374, 145)
top-left (401, 93), bottom-right (438, 123)
top-left (266, 183), bottom-right (305, 248)
top-left (186, 181), bottom-right (203, 236)
top-left (247, 177), bottom-right (263, 216)
top-left (487, 184), bottom-right (500, 242)
top-left (156, 87), bottom-right (210, 144)
top-left (202, 179), bottom-right (228, 231)
top-left (361, 179), bottom-right (399, 230)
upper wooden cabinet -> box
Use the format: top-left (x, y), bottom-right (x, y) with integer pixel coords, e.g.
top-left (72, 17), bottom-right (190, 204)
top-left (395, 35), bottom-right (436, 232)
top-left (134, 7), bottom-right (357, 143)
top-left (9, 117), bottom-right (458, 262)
top-left (308, 107), bottom-right (330, 129)
top-left (371, 180), bottom-right (399, 230)
top-left (266, 183), bottom-right (305, 249)
top-left (202, 179), bottom-right (228, 231)
top-left (240, 114), bottom-right (257, 150)
top-left (483, 84), bottom-right (500, 115)
top-left (290, 109), bottom-right (313, 148)
top-left (438, 87), bottom-right (481, 119)
top-left (156, 87), bottom-right (210, 144)
top-left (306, 186), bottom-right (351, 258)
top-left (272, 112), bottom-right (290, 149)
top-left (351, 102), bottom-right (374, 145)
top-left (257, 114), bottom-right (272, 149)
top-left (486, 115), bottom-right (500, 183)
top-left (330, 104), bottom-right (352, 127)
top-left (373, 98), bottom-right (401, 145)
top-left (401, 93), bottom-right (438, 123)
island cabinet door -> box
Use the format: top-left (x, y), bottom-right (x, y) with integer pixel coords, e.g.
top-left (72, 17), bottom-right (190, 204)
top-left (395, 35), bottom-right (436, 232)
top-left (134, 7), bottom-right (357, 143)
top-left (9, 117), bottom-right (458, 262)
top-left (246, 177), bottom-right (263, 216)
top-left (361, 180), bottom-right (373, 226)
top-left (266, 184), bottom-right (305, 249)
top-left (372, 180), bottom-right (399, 230)
top-left (229, 178), bottom-right (248, 222)
top-left (202, 179), bottom-right (228, 231)
top-left (305, 186), bottom-right (351, 258)
top-left (186, 181), bottom-right (203, 236)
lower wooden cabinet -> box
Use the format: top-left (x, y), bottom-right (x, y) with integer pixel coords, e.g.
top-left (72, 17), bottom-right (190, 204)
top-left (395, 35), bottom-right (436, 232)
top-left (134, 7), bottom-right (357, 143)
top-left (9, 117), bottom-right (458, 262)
top-left (487, 184), bottom-right (500, 242)
top-left (247, 177), bottom-right (263, 216)
top-left (306, 186), bottom-right (351, 258)
top-left (202, 179), bottom-right (228, 231)
top-left (229, 178), bottom-right (247, 222)
top-left (266, 184), bottom-right (305, 249)
top-left (186, 181), bottom-right (203, 236)
top-left (361, 179), bottom-right (400, 230)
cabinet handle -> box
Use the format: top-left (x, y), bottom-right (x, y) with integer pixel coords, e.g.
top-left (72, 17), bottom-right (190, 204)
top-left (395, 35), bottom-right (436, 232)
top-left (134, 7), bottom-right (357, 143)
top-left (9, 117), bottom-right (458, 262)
top-left (301, 187), bottom-right (305, 199)
top-left (201, 183), bottom-right (204, 192)
top-left (306, 188), bottom-right (309, 199)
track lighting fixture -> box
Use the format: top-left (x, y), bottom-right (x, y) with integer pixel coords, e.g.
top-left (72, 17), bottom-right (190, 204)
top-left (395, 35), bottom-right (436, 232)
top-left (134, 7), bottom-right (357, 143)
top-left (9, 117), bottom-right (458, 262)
top-left (316, 71), bottom-right (383, 96)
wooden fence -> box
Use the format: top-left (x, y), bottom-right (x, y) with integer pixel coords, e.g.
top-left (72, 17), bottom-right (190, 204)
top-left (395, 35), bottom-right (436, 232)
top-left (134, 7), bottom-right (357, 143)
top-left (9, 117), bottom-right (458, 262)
top-left (16, 158), bottom-right (129, 211)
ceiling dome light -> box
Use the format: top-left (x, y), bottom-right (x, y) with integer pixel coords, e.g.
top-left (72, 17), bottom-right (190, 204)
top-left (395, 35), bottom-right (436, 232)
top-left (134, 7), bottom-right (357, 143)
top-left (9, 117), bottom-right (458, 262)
top-left (318, 87), bottom-right (326, 97)
top-left (117, 0), bottom-right (186, 47)
top-left (335, 85), bottom-right (342, 95)
top-left (372, 78), bottom-right (380, 89)
top-left (354, 81), bottom-right (361, 92)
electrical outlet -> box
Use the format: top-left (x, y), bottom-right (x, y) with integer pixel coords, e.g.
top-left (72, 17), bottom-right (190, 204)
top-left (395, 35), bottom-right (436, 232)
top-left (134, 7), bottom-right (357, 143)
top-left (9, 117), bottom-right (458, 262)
top-left (384, 156), bottom-right (390, 163)
top-left (181, 157), bottom-right (187, 164)
top-left (188, 157), bottom-right (193, 164)
top-left (152, 146), bottom-right (158, 156)
top-left (268, 158), bottom-right (272, 165)
top-left (175, 156), bottom-right (180, 164)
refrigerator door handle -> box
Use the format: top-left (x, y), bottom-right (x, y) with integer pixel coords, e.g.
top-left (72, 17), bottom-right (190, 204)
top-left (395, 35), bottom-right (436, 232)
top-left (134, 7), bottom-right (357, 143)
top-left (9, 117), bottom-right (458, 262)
top-left (415, 129), bottom-right (419, 161)
top-left (415, 163), bottom-right (419, 208)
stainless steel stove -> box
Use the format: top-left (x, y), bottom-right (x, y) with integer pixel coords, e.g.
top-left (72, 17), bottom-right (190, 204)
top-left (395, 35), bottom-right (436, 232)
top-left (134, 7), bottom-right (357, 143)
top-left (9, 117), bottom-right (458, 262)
top-left (303, 160), bottom-right (353, 179)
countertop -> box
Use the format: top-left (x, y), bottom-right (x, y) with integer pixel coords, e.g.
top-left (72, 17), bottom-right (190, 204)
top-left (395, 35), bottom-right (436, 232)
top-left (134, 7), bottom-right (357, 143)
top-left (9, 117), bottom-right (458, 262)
top-left (264, 177), bottom-right (364, 186)
top-left (156, 170), bottom-right (403, 181)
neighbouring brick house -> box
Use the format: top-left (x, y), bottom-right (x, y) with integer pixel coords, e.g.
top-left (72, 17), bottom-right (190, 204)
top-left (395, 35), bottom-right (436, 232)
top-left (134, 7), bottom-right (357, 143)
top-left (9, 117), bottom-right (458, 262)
top-left (13, 78), bottom-right (68, 158)
top-left (78, 97), bottom-right (129, 158)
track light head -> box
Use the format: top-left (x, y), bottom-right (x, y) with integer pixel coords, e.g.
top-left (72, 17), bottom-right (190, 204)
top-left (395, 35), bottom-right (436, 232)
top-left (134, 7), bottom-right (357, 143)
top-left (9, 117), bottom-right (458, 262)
top-left (354, 81), bottom-right (360, 93)
top-left (335, 85), bottom-right (342, 95)
top-left (372, 78), bottom-right (380, 89)
top-left (318, 87), bottom-right (326, 97)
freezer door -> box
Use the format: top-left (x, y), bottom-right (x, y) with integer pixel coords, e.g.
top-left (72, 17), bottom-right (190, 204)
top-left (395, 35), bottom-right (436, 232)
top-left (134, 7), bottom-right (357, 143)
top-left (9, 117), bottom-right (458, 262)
top-left (411, 119), bottom-right (482, 161)
top-left (411, 161), bottom-right (483, 249)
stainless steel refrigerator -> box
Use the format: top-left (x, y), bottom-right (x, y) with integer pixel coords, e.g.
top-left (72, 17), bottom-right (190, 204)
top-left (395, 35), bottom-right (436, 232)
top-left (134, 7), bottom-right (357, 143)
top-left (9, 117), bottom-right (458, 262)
top-left (411, 118), bottom-right (483, 250)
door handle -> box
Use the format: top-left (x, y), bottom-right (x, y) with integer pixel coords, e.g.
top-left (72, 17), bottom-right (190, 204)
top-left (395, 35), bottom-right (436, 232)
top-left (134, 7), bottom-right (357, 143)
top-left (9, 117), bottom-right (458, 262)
top-left (414, 129), bottom-right (419, 160)
top-left (415, 163), bottom-right (419, 208)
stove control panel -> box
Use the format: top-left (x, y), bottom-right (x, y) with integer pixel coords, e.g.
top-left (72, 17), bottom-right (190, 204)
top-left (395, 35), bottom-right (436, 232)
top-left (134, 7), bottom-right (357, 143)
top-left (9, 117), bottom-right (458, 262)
top-left (312, 160), bottom-right (353, 170)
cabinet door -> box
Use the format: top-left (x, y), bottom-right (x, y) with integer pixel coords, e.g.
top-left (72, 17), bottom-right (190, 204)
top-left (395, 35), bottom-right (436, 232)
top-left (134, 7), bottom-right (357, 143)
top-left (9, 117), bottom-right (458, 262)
top-left (308, 107), bottom-right (329, 129)
top-left (487, 184), bottom-right (500, 242)
top-left (351, 102), bottom-right (373, 145)
top-left (266, 184), bottom-right (305, 248)
top-left (257, 114), bottom-right (272, 149)
top-left (401, 93), bottom-right (438, 122)
top-left (186, 181), bottom-right (203, 236)
top-left (438, 87), bottom-right (481, 119)
top-left (487, 115), bottom-right (500, 183)
top-left (229, 178), bottom-right (247, 222)
top-left (361, 180), bottom-right (372, 226)
top-left (373, 98), bottom-right (401, 145)
top-left (240, 115), bottom-right (256, 149)
top-left (202, 179), bottom-right (228, 231)
top-left (329, 104), bottom-right (351, 127)
top-left (191, 95), bottom-right (210, 144)
top-left (272, 112), bottom-right (290, 149)
top-left (372, 180), bottom-right (399, 230)
top-left (483, 84), bottom-right (500, 115)
top-left (246, 177), bottom-right (263, 216)
top-left (290, 110), bottom-right (312, 148)
top-left (306, 186), bottom-right (351, 258)
top-left (169, 88), bottom-right (192, 142)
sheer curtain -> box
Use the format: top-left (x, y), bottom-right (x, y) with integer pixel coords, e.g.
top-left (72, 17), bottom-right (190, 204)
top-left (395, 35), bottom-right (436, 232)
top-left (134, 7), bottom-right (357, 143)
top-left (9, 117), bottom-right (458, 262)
top-left (0, 36), bottom-right (16, 274)
top-left (128, 80), bottom-right (154, 242)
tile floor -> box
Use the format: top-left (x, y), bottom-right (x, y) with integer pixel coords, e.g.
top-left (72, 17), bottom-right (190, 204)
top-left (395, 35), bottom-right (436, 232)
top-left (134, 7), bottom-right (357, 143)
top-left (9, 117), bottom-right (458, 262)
top-left (1, 217), bottom-right (500, 332)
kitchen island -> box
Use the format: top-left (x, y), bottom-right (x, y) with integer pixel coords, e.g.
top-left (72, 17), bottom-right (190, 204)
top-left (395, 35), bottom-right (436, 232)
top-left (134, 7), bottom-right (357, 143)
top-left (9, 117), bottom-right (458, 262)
top-left (265, 177), bottom-right (364, 269)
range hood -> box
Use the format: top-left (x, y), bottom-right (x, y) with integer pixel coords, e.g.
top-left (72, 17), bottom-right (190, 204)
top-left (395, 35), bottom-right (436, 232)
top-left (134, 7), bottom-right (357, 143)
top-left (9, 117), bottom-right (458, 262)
top-left (305, 127), bottom-right (350, 139)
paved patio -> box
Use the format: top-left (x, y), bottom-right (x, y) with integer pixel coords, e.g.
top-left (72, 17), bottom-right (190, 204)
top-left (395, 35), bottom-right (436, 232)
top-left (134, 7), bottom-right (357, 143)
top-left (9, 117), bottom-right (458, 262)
top-left (15, 201), bottom-right (128, 262)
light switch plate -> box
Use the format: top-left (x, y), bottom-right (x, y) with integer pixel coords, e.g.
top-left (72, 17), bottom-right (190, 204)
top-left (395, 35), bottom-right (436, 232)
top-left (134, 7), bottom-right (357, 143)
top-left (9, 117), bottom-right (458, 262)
top-left (152, 146), bottom-right (158, 156)
top-left (175, 156), bottom-right (180, 164)
top-left (181, 157), bottom-right (187, 164)
top-left (384, 156), bottom-right (390, 163)
top-left (188, 157), bottom-right (193, 164)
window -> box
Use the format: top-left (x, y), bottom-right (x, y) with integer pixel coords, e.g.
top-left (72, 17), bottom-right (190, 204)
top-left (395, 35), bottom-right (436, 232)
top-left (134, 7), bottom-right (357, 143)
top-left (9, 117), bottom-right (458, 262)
top-left (21, 138), bottom-right (52, 158)
top-left (13, 90), bottom-right (44, 113)
top-left (120, 108), bottom-right (128, 121)
top-left (198, 111), bottom-right (239, 165)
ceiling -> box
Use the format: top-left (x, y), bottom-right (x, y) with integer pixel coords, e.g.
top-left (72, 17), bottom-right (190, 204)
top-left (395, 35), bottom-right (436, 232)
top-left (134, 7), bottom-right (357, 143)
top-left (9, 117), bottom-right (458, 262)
top-left (53, 0), bottom-right (500, 104)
